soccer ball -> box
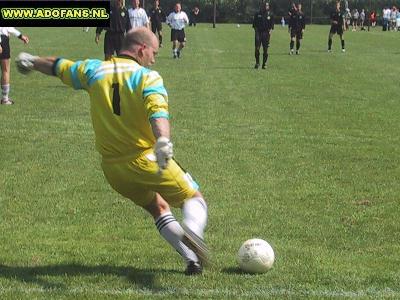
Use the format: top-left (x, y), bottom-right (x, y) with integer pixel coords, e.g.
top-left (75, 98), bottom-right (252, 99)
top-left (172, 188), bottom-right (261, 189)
top-left (236, 24), bottom-right (241, 28)
top-left (237, 238), bottom-right (274, 273)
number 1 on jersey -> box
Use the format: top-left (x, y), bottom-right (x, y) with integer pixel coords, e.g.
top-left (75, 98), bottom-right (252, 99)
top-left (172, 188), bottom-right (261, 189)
top-left (112, 83), bottom-right (121, 116)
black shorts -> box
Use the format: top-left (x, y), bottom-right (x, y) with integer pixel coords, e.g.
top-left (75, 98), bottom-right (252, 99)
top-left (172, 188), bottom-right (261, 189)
top-left (0, 35), bottom-right (11, 60)
top-left (171, 29), bottom-right (186, 42)
top-left (290, 28), bottom-right (303, 39)
top-left (104, 32), bottom-right (124, 56)
top-left (151, 22), bottom-right (162, 33)
top-left (255, 30), bottom-right (270, 48)
top-left (330, 25), bottom-right (343, 35)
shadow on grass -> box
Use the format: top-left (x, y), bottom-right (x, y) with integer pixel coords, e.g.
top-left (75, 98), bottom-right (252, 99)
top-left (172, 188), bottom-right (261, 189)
top-left (221, 267), bottom-right (248, 275)
top-left (212, 66), bottom-right (256, 70)
top-left (0, 264), bottom-right (181, 290)
top-left (222, 267), bottom-right (265, 275)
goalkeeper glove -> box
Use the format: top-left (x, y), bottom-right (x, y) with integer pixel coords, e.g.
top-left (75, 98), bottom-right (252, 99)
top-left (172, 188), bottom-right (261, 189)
top-left (155, 137), bottom-right (173, 170)
top-left (15, 52), bottom-right (38, 74)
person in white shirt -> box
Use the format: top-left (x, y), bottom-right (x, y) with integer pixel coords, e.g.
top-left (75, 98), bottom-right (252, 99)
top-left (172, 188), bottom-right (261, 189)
top-left (359, 9), bottom-right (366, 30)
top-left (390, 6), bottom-right (398, 31)
top-left (351, 9), bottom-right (359, 31)
top-left (383, 7), bottom-right (391, 31)
top-left (128, 0), bottom-right (150, 29)
top-left (166, 3), bottom-right (189, 59)
top-left (0, 27), bottom-right (29, 105)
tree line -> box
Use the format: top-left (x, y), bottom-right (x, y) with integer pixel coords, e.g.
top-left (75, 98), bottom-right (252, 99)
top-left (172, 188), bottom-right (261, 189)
top-left (138, 0), bottom-right (400, 24)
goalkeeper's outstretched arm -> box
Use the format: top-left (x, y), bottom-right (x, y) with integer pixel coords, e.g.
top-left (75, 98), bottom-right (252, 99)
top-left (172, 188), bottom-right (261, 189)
top-left (33, 57), bottom-right (58, 75)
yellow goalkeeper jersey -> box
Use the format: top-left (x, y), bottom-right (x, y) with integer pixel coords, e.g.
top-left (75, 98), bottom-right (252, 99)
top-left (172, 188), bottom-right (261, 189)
top-left (55, 55), bottom-right (169, 162)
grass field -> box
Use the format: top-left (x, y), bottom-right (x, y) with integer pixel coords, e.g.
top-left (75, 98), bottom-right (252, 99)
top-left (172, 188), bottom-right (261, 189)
top-left (1, 24), bottom-right (400, 299)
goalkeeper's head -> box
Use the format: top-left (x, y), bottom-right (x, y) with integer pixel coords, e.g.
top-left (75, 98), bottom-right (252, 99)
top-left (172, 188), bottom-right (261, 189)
top-left (120, 27), bottom-right (159, 67)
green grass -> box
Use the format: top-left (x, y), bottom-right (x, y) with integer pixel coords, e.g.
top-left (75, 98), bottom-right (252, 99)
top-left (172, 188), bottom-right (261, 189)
top-left (1, 24), bottom-right (400, 298)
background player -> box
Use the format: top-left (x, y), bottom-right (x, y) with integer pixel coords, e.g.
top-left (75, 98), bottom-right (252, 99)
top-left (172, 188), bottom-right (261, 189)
top-left (287, 3), bottom-right (298, 54)
top-left (149, 0), bottom-right (165, 47)
top-left (166, 3), bottom-right (189, 59)
top-left (328, 1), bottom-right (345, 53)
top-left (0, 27), bottom-right (29, 105)
top-left (96, 0), bottom-right (131, 60)
top-left (289, 3), bottom-right (305, 55)
top-left (15, 28), bottom-right (209, 275)
top-left (252, 2), bottom-right (274, 69)
top-left (128, 0), bottom-right (150, 29)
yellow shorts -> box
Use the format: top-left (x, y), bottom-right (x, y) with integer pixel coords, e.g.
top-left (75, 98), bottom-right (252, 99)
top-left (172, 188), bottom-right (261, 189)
top-left (101, 149), bottom-right (199, 208)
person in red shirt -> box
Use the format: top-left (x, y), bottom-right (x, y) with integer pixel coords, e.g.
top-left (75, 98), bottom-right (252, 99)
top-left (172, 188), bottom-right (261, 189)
top-left (370, 11), bottom-right (377, 27)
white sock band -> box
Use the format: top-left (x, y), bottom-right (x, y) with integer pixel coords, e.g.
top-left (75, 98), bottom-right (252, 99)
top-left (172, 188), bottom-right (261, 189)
top-left (182, 197), bottom-right (208, 239)
top-left (155, 212), bottom-right (198, 263)
top-left (1, 84), bottom-right (10, 100)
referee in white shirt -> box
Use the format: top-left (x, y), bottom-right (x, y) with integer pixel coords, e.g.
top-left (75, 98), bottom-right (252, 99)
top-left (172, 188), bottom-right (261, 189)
top-left (166, 3), bottom-right (189, 59)
top-left (128, 0), bottom-right (150, 29)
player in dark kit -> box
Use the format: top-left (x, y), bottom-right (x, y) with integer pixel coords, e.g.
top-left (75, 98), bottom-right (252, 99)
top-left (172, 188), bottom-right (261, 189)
top-left (287, 2), bottom-right (297, 32)
top-left (328, 1), bottom-right (345, 53)
top-left (95, 0), bottom-right (131, 60)
top-left (252, 2), bottom-right (274, 69)
top-left (149, 0), bottom-right (165, 47)
top-left (288, 3), bottom-right (305, 55)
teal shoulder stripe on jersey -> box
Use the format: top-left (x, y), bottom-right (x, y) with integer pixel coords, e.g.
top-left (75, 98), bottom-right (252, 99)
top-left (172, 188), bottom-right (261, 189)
top-left (143, 85), bottom-right (168, 97)
top-left (149, 111), bottom-right (169, 120)
top-left (84, 59), bottom-right (103, 83)
top-left (70, 61), bottom-right (83, 90)
top-left (87, 60), bottom-right (107, 87)
top-left (126, 67), bottom-right (151, 92)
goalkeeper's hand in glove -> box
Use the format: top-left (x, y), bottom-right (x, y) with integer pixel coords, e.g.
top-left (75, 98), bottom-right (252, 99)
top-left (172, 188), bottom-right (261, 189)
top-left (155, 137), bottom-right (173, 170)
top-left (15, 52), bottom-right (38, 75)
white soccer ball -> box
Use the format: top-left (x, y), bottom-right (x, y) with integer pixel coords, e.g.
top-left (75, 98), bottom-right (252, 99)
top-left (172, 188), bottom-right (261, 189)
top-left (237, 238), bottom-right (275, 273)
top-left (236, 24), bottom-right (241, 28)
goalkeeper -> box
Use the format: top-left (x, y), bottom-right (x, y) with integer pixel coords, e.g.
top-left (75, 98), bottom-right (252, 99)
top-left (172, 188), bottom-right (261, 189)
top-left (15, 27), bottom-right (209, 276)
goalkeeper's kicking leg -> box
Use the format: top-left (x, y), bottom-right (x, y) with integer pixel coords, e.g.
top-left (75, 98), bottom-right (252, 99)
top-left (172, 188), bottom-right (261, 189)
top-left (143, 191), bottom-right (209, 275)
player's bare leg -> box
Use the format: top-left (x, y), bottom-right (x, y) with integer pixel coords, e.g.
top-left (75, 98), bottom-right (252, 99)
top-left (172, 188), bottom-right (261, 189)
top-left (262, 46), bottom-right (269, 69)
top-left (177, 41), bottom-right (185, 58)
top-left (289, 36), bottom-right (295, 55)
top-left (254, 45), bottom-right (261, 69)
top-left (0, 59), bottom-right (13, 105)
top-left (172, 40), bottom-right (178, 58)
top-left (339, 34), bottom-right (345, 52)
top-left (158, 30), bottom-right (163, 47)
top-left (296, 37), bottom-right (302, 55)
top-left (327, 32), bottom-right (334, 52)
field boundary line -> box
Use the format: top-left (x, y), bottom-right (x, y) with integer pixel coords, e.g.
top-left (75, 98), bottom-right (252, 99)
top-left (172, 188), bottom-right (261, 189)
top-left (0, 286), bottom-right (399, 298)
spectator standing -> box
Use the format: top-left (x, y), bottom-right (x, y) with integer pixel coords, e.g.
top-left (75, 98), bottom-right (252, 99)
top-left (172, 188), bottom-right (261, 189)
top-left (360, 9), bottom-right (366, 30)
top-left (382, 7), bottom-right (390, 31)
top-left (390, 7), bottom-right (397, 31)
top-left (189, 6), bottom-right (200, 27)
top-left (370, 11), bottom-right (377, 27)
top-left (352, 9), bottom-right (359, 31)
